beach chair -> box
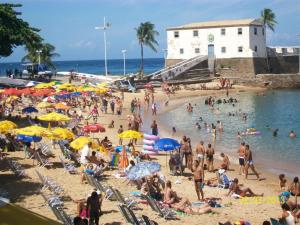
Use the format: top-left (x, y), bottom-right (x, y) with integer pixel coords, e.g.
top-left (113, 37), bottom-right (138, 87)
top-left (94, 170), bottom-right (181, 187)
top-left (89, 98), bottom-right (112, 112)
top-left (6, 158), bottom-right (27, 178)
top-left (111, 187), bottom-right (137, 208)
top-left (59, 156), bottom-right (77, 174)
top-left (118, 204), bottom-right (143, 225)
top-left (34, 151), bottom-right (53, 168)
top-left (218, 172), bottom-right (232, 189)
top-left (143, 195), bottom-right (176, 219)
top-left (37, 142), bottom-right (54, 157)
top-left (85, 175), bottom-right (114, 200)
top-left (142, 215), bottom-right (157, 225)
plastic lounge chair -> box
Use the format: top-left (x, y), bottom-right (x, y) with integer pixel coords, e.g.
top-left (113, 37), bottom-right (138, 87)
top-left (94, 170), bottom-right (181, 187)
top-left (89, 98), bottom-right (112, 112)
top-left (112, 188), bottom-right (137, 208)
top-left (218, 173), bottom-right (232, 189)
top-left (86, 175), bottom-right (114, 200)
top-left (118, 204), bottom-right (143, 225)
top-left (143, 195), bottom-right (176, 219)
top-left (34, 151), bottom-right (53, 168)
top-left (118, 204), bottom-right (135, 224)
top-left (59, 156), bottom-right (77, 174)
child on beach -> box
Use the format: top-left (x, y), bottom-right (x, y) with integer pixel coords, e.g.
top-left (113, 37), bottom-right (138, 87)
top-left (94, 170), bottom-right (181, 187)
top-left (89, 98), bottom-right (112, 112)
top-left (279, 174), bottom-right (287, 191)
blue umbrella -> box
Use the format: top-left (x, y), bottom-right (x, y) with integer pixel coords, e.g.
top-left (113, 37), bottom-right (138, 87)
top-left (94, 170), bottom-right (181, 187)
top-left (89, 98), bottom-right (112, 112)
top-left (70, 92), bottom-right (81, 97)
top-left (114, 145), bottom-right (129, 153)
top-left (55, 94), bottom-right (71, 99)
top-left (127, 162), bottom-right (161, 180)
top-left (16, 134), bottom-right (42, 143)
top-left (22, 107), bottom-right (38, 114)
top-left (154, 138), bottom-right (181, 151)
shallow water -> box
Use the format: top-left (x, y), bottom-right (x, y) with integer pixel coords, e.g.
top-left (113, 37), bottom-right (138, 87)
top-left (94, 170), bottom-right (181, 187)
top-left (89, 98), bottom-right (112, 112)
top-left (159, 90), bottom-right (300, 176)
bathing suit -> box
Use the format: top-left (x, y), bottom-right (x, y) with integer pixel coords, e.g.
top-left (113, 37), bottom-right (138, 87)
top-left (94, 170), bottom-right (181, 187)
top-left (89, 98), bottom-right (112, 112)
top-left (195, 179), bottom-right (204, 189)
top-left (247, 160), bottom-right (253, 166)
top-left (239, 157), bottom-right (245, 166)
top-left (197, 154), bottom-right (204, 159)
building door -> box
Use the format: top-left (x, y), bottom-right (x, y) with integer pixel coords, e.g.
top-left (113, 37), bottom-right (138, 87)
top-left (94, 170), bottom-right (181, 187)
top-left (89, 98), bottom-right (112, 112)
top-left (208, 44), bottom-right (215, 57)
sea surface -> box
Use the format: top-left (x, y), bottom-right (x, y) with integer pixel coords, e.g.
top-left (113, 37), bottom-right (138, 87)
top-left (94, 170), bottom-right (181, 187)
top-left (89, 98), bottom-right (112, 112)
top-left (159, 90), bottom-right (300, 176)
top-left (0, 58), bottom-right (164, 76)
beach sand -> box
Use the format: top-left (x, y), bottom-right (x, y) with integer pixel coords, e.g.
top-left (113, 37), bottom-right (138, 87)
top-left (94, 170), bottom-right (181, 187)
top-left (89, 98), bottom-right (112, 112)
top-left (0, 79), bottom-right (293, 225)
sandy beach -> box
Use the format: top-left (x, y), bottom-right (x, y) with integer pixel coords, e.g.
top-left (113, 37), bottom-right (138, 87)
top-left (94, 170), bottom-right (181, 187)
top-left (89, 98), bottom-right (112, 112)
top-left (0, 78), bottom-right (297, 225)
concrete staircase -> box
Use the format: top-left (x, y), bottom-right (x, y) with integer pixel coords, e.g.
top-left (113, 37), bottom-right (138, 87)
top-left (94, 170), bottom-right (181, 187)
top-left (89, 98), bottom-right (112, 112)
top-left (148, 55), bottom-right (209, 81)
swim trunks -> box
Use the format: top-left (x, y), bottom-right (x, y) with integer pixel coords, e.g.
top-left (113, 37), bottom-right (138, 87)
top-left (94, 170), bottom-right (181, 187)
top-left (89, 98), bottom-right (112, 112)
top-left (197, 154), bottom-right (204, 159)
top-left (247, 160), bottom-right (253, 166)
top-left (195, 179), bottom-right (204, 189)
top-left (239, 157), bottom-right (245, 166)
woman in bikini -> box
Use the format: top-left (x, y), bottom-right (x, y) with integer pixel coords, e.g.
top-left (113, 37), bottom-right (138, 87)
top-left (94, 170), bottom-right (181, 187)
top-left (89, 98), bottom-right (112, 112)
top-left (227, 178), bottom-right (263, 197)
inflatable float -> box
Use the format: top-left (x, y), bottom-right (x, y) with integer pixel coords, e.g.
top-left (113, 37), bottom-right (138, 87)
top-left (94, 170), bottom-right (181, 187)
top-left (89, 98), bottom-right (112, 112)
top-left (143, 133), bottom-right (160, 140)
top-left (142, 150), bottom-right (159, 155)
top-left (143, 139), bottom-right (155, 145)
top-left (143, 145), bottom-right (155, 151)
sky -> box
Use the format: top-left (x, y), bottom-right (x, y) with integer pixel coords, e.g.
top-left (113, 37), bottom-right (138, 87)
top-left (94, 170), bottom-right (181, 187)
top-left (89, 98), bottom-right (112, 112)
top-left (2, 0), bottom-right (300, 62)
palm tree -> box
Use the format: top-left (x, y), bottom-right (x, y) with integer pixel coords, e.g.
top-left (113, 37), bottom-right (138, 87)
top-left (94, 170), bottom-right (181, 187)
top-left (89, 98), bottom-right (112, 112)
top-left (22, 43), bottom-right (60, 69)
top-left (260, 8), bottom-right (277, 72)
top-left (135, 22), bottom-right (159, 76)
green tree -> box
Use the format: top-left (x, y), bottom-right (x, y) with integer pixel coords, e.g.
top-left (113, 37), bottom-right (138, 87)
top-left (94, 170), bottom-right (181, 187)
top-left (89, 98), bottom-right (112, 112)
top-left (135, 22), bottom-right (159, 76)
top-left (260, 8), bottom-right (277, 72)
top-left (22, 43), bottom-right (60, 69)
top-left (0, 3), bottom-right (42, 58)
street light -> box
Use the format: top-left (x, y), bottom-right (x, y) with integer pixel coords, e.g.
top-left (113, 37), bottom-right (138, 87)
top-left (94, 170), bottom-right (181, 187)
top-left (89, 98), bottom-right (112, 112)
top-left (95, 17), bottom-right (111, 76)
top-left (163, 49), bottom-right (168, 68)
top-left (121, 49), bottom-right (127, 75)
top-left (36, 50), bottom-right (42, 65)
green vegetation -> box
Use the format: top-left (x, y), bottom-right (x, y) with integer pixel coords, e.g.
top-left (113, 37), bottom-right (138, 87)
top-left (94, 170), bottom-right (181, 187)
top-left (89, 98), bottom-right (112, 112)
top-left (135, 22), bottom-right (159, 76)
top-left (22, 43), bottom-right (60, 69)
top-left (0, 3), bottom-right (42, 58)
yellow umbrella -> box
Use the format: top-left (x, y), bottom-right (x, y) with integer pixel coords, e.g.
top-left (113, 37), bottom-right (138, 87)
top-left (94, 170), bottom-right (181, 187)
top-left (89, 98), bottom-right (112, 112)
top-left (0, 120), bottom-right (18, 134)
top-left (51, 127), bottom-right (75, 140)
top-left (38, 112), bottom-right (71, 122)
top-left (57, 83), bottom-right (75, 90)
top-left (54, 103), bottom-right (70, 110)
top-left (5, 96), bottom-right (19, 103)
top-left (14, 125), bottom-right (52, 137)
top-left (0, 197), bottom-right (63, 225)
top-left (37, 102), bottom-right (53, 109)
top-left (34, 83), bottom-right (53, 89)
top-left (97, 82), bottom-right (109, 88)
top-left (118, 130), bottom-right (143, 139)
top-left (70, 137), bottom-right (99, 150)
top-left (95, 88), bottom-right (108, 94)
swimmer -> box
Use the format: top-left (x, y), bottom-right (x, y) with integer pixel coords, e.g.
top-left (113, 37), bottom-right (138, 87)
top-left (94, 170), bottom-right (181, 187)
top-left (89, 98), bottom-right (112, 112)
top-left (273, 129), bottom-right (279, 137)
top-left (289, 131), bottom-right (296, 138)
top-left (199, 117), bottom-right (203, 122)
top-left (237, 132), bottom-right (241, 139)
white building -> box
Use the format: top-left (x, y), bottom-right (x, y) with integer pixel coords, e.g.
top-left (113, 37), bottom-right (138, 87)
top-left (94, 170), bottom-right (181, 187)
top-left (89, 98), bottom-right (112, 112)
top-left (166, 18), bottom-right (266, 62)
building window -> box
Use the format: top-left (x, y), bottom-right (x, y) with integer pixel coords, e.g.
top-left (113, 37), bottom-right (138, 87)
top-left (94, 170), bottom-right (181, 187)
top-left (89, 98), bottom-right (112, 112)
top-left (238, 28), bottom-right (242, 35)
top-left (180, 48), bottom-right (184, 54)
top-left (262, 28), bottom-right (265, 35)
top-left (193, 30), bottom-right (199, 37)
top-left (174, 31), bottom-right (179, 38)
top-left (221, 28), bottom-right (226, 35)
top-left (254, 45), bottom-right (258, 52)
top-left (221, 47), bottom-right (226, 53)
top-left (238, 46), bottom-right (243, 52)
top-left (254, 27), bottom-right (257, 35)
top-left (195, 48), bottom-right (200, 54)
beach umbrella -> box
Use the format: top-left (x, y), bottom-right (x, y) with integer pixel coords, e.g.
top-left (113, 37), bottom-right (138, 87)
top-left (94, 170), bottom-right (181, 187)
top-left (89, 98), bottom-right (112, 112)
top-left (34, 83), bottom-right (53, 89)
top-left (37, 102), bottom-right (53, 109)
top-left (16, 134), bottom-right (42, 143)
top-left (26, 81), bottom-right (38, 87)
top-left (154, 138), bottom-right (181, 151)
top-left (14, 125), bottom-right (51, 137)
top-left (22, 106), bottom-right (38, 114)
top-left (38, 112), bottom-right (71, 122)
top-left (127, 162), bottom-right (161, 180)
top-left (83, 124), bottom-right (105, 133)
top-left (70, 92), bottom-right (81, 97)
top-left (119, 146), bottom-right (129, 169)
top-left (51, 127), bottom-right (74, 140)
top-left (114, 145), bottom-right (129, 153)
top-left (118, 130), bottom-right (143, 139)
top-left (97, 82), bottom-right (109, 88)
top-left (19, 88), bottom-right (34, 95)
top-left (1, 88), bottom-right (21, 96)
top-left (0, 120), bottom-right (17, 134)
top-left (70, 136), bottom-right (99, 150)
top-left (54, 103), bottom-right (70, 110)
top-left (0, 197), bottom-right (63, 225)
top-left (95, 88), bottom-right (108, 94)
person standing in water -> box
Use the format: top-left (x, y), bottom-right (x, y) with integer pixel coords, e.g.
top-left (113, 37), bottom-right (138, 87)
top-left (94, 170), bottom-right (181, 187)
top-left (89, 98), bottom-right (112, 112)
top-left (244, 145), bottom-right (260, 180)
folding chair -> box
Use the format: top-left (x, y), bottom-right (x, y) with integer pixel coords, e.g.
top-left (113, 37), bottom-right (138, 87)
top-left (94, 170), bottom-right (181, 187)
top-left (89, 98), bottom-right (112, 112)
top-left (144, 195), bottom-right (176, 219)
top-left (34, 151), bottom-right (53, 168)
top-left (112, 188), bottom-right (137, 208)
top-left (59, 156), bottom-right (77, 174)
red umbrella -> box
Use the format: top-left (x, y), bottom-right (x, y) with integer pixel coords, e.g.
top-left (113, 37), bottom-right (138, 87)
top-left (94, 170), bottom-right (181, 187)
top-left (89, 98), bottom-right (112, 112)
top-left (2, 88), bottom-right (21, 95)
top-left (144, 83), bottom-right (153, 89)
top-left (83, 124), bottom-right (105, 133)
top-left (32, 89), bottom-right (54, 97)
top-left (19, 88), bottom-right (34, 95)
top-left (57, 91), bottom-right (69, 95)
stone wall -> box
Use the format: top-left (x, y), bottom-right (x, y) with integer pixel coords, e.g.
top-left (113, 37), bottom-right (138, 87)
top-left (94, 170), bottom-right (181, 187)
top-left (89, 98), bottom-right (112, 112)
top-left (269, 56), bottom-right (299, 74)
top-left (256, 73), bottom-right (300, 88)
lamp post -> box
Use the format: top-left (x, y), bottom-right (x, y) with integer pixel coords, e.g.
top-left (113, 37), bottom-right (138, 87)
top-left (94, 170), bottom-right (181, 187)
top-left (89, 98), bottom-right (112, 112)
top-left (36, 50), bottom-right (42, 65)
top-left (163, 49), bottom-right (168, 68)
top-left (121, 49), bottom-right (127, 75)
top-left (95, 17), bottom-right (111, 76)
top-left (298, 35), bottom-right (300, 74)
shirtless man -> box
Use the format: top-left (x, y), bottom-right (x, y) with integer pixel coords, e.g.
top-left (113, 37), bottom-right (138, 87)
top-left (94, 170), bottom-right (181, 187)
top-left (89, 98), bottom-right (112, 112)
top-left (206, 144), bottom-right (214, 172)
top-left (195, 141), bottom-right (205, 167)
top-left (192, 160), bottom-right (204, 200)
top-left (244, 145), bottom-right (260, 180)
top-left (220, 152), bottom-right (230, 170)
top-left (237, 142), bottom-right (246, 175)
top-left (227, 178), bottom-right (263, 197)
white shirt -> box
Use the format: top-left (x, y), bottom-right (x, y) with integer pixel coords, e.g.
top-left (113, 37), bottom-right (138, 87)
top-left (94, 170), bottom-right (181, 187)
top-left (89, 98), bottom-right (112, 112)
top-left (80, 144), bottom-right (90, 165)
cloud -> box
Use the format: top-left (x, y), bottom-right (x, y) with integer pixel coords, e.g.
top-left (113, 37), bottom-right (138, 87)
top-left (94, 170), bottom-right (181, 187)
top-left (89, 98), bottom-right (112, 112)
top-left (70, 40), bottom-right (94, 48)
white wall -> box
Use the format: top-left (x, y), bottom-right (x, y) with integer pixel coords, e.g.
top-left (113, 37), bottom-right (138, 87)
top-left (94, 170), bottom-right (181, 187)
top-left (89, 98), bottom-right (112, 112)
top-left (167, 25), bottom-right (266, 59)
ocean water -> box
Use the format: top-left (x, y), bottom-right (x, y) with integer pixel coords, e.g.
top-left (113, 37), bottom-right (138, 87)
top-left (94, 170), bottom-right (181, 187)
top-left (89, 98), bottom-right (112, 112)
top-left (159, 90), bottom-right (300, 176)
top-left (0, 58), bottom-right (164, 76)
